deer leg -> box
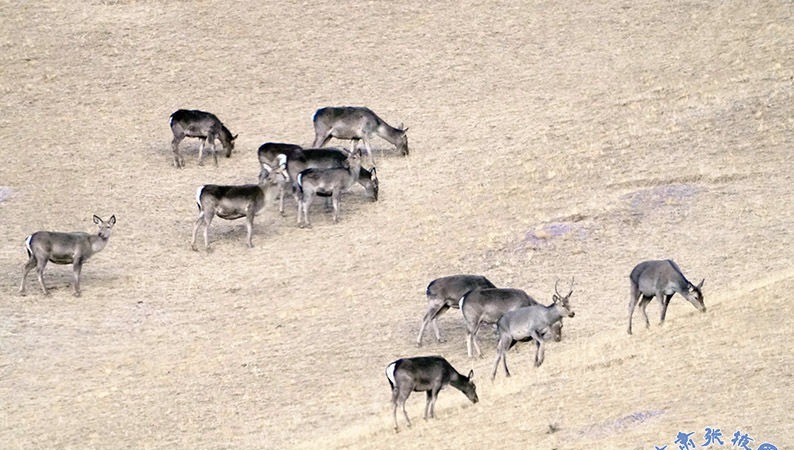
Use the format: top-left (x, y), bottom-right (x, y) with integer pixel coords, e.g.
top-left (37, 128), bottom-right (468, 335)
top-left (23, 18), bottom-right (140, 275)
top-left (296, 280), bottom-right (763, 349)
top-left (491, 349), bottom-right (502, 380)
top-left (300, 192), bottom-right (314, 228)
top-left (171, 136), bottom-right (184, 168)
top-left (313, 130), bottom-right (332, 148)
top-left (209, 136), bottom-right (219, 167)
top-left (191, 212), bottom-right (207, 251)
top-left (202, 213), bottom-right (215, 250)
top-left (659, 294), bottom-right (674, 324)
top-left (627, 283), bottom-right (640, 334)
top-left (428, 387), bottom-right (440, 419)
top-left (34, 257), bottom-right (50, 295)
top-left (502, 345), bottom-right (511, 377)
top-left (20, 256), bottom-right (37, 294)
top-left (245, 209), bottom-right (255, 248)
top-left (278, 184), bottom-right (286, 216)
top-left (331, 191), bottom-right (341, 223)
top-left (197, 138), bottom-right (206, 166)
top-left (361, 136), bottom-right (376, 166)
top-left (639, 295), bottom-right (653, 328)
top-left (430, 304), bottom-right (450, 343)
top-left (471, 322), bottom-right (484, 358)
top-left (391, 387), bottom-right (400, 432)
top-left (426, 388), bottom-right (440, 419)
top-left (492, 335), bottom-right (509, 379)
top-left (417, 303), bottom-right (442, 346)
top-left (530, 330), bottom-right (545, 367)
top-left (72, 259), bottom-right (83, 297)
top-left (502, 336), bottom-right (514, 377)
top-left (398, 388), bottom-right (412, 428)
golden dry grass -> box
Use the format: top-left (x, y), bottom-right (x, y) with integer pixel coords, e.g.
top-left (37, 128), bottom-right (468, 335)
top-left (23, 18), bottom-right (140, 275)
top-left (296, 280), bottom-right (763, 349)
top-left (0, 1), bottom-right (792, 449)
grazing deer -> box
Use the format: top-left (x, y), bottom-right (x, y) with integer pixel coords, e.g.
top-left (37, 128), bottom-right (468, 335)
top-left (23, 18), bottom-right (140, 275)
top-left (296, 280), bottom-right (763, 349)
top-left (417, 275), bottom-right (497, 347)
top-left (170, 109), bottom-right (237, 168)
top-left (191, 168), bottom-right (285, 250)
top-left (20, 215), bottom-right (116, 297)
top-left (627, 259), bottom-right (705, 335)
top-left (258, 145), bottom-right (378, 214)
top-left (312, 106), bottom-right (408, 165)
top-left (459, 287), bottom-right (562, 358)
top-left (492, 279), bottom-right (575, 379)
top-left (294, 149), bottom-right (362, 228)
top-left (385, 356), bottom-right (478, 432)
top-left (257, 142), bottom-right (304, 184)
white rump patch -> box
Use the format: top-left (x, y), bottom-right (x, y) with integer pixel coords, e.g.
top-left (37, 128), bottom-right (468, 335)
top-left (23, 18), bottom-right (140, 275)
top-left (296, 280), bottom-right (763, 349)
top-left (24, 235), bottom-right (32, 253)
top-left (195, 185), bottom-right (205, 209)
top-left (385, 362), bottom-right (397, 385)
top-left (458, 295), bottom-right (467, 311)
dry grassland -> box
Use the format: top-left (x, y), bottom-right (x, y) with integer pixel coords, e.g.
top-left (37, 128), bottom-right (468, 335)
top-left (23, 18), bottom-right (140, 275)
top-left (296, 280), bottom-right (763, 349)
top-left (0, 1), bottom-right (792, 449)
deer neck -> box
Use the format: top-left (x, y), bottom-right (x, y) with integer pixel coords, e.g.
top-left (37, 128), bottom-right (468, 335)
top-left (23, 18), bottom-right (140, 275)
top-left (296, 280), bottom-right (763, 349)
top-left (376, 123), bottom-right (404, 145)
top-left (448, 370), bottom-right (467, 390)
top-left (89, 233), bottom-right (110, 254)
top-left (543, 303), bottom-right (565, 325)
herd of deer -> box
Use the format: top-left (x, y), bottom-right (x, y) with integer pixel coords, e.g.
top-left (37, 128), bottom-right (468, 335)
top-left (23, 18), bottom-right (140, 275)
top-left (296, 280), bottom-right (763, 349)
top-left (15, 106), bottom-right (707, 433)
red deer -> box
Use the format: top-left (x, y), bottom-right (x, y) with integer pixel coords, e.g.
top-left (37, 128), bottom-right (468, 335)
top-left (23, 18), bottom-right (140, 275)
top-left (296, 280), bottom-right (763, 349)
top-left (312, 106), bottom-right (408, 165)
top-left (191, 169), bottom-right (285, 250)
top-left (628, 259), bottom-right (705, 334)
top-left (459, 287), bottom-right (562, 358)
top-left (492, 279), bottom-right (575, 379)
top-left (170, 109), bottom-right (237, 168)
top-left (385, 356), bottom-right (478, 432)
top-left (20, 215), bottom-right (116, 297)
top-left (258, 144), bottom-right (378, 214)
top-left (417, 275), bottom-right (497, 346)
top-left (294, 149), bottom-right (362, 228)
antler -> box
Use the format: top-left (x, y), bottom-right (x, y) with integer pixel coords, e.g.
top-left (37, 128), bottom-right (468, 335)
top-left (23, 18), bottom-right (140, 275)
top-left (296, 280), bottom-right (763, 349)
top-left (555, 277), bottom-right (575, 298)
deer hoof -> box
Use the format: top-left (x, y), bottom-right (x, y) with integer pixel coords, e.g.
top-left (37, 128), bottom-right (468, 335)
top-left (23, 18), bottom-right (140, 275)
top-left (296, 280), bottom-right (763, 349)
top-left (73, 292), bottom-right (81, 298)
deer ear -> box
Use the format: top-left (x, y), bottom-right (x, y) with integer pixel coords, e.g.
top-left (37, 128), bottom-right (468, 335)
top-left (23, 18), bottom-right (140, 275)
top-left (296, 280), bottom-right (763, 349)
top-left (108, 215), bottom-right (116, 225)
top-left (468, 370), bottom-right (474, 380)
top-left (93, 215), bottom-right (101, 224)
top-left (232, 134), bottom-right (239, 141)
top-left (696, 279), bottom-right (704, 289)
